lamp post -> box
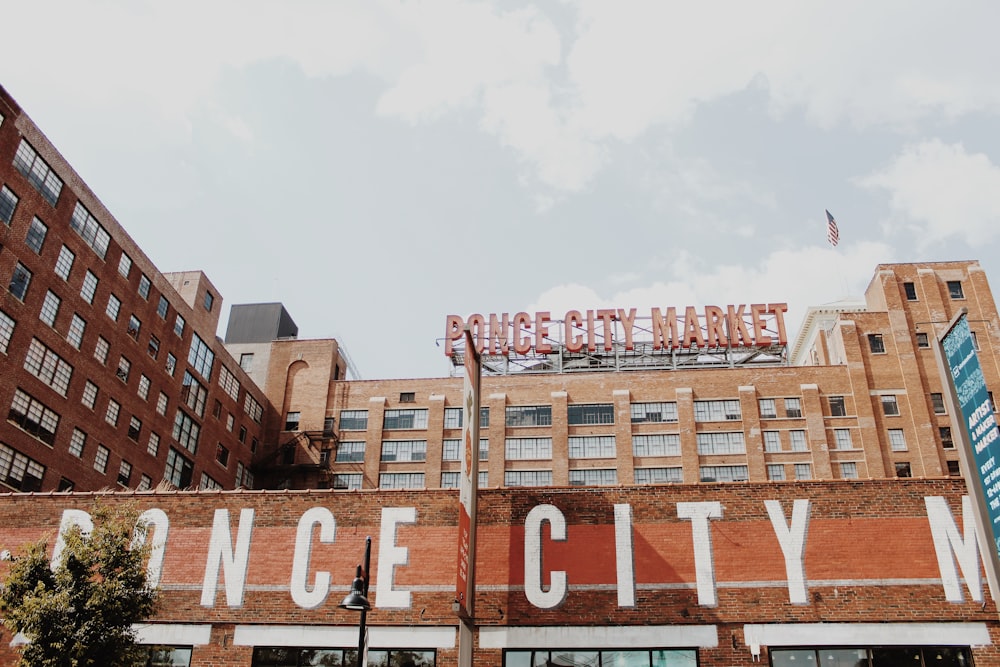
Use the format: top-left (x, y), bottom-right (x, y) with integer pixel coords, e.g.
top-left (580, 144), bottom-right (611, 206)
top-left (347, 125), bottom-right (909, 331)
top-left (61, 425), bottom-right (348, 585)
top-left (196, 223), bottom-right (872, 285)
top-left (339, 536), bottom-right (372, 667)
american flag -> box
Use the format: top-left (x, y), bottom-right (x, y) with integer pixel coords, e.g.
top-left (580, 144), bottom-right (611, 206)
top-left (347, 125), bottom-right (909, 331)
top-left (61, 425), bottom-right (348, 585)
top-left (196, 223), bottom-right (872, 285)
top-left (826, 209), bottom-right (839, 247)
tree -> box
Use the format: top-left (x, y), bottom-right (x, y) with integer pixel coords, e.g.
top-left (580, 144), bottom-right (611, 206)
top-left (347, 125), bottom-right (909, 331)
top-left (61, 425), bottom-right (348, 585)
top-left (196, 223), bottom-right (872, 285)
top-left (0, 503), bottom-right (159, 667)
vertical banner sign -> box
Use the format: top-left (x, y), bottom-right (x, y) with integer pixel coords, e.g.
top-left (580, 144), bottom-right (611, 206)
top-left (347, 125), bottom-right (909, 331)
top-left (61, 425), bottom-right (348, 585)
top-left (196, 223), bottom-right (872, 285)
top-left (455, 329), bottom-right (481, 621)
top-left (939, 310), bottom-right (1000, 601)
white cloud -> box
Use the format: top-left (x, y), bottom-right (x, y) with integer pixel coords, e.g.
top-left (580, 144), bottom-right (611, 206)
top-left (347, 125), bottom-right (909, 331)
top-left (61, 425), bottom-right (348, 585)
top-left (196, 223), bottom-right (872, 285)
top-left (525, 240), bottom-right (894, 337)
top-left (858, 139), bottom-right (1000, 248)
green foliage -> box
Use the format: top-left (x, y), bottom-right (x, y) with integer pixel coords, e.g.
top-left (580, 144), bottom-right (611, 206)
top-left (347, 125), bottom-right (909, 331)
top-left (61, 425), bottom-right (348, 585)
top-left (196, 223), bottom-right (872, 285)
top-left (0, 503), bottom-right (159, 667)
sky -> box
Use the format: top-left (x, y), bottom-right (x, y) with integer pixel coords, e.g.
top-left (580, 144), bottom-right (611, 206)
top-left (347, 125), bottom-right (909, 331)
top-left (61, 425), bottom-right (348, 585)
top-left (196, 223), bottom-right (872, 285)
top-left (4, 1), bottom-right (1000, 380)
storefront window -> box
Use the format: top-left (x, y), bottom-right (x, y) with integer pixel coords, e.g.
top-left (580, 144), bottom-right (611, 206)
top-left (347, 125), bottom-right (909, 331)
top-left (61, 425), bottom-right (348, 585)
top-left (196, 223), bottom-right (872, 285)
top-left (134, 646), bottom-right (193, 667)
top-left (505, 649), bottom-right (696, 667)
top-left (252, 648), bottom-right (434, 667)
top-left (771, 647), bottom-right (970, 667)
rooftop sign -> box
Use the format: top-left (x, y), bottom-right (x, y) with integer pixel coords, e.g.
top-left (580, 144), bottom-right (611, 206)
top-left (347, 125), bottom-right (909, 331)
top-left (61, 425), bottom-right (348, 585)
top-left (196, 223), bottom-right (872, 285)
top-left (444, 304), bottom-right (789, 357)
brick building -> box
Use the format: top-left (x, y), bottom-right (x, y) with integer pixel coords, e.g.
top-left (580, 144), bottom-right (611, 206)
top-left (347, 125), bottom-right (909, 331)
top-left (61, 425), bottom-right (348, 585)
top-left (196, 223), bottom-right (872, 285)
top-left (0, 85), bottom-right (267, 493)
top-left (1, 84), bottom-right (1000, 667)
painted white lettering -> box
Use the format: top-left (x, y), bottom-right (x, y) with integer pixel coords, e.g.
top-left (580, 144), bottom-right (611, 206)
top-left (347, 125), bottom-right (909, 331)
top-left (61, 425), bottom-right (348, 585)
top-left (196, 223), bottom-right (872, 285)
top-left (290, 507), bottom-right (336, 609)
top-left (376, 507), bottom-right (417, 608)
top-left (201, 508), bottom-right (255, 608)
top-left (614, 503), bottom-right (635, 607)
top-left (133, 508), bottom-right (169, 588)
top-left (677, 501), bottom-right (722, 606)
top-left (51, 509), bottom-right (93, 570)
top-left (764, 499), bottom-right (811, 604)
top-left (524, 504), bottom-right (568, 609)
top-left (925, 496), bottom-right (983, 603)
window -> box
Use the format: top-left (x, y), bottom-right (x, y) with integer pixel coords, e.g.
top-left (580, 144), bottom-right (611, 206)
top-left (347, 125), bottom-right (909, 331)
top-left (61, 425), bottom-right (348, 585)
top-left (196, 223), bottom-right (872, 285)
top-left (947, 280), bottom-right (964, 299)
top-left (94, 336), bottom-right (111, 364)
top-left (506, 405), bottom-right (552, 427)
top-left (82, 381), bottom-right (98, 409)
top-left (331, 473), bottom-right (362, 490)
top-left (181, 371), bottom-right (207, 418)
top-left (238, 425), bottom-right (246, 443)
top-left (567, 404), bottom-right (614, 425)
top-left (634, 467), bottom-right (683, 484)
top-left (903, 281), bottom-right (917, 301)
top-left (868, 333), bottom-right (885, 354)
top-left (188, 333), bottom-right (214, 380)
top-left (833, 428), bottom-right (853, 449)
top-left (69, 428), bottom-right (86, 457)
top-left (697, 432), bottom-right (746, 455)
top-left (930, 392), bottom-right (946, 414)
top-left (9, 262), bottom-right (31, 300)
top-left (9, 388), bottom-right (60, 445)
top-left (758, 399), bottom-right (777, 418)
top-left (173, 410), bottom-right (200, 454)
top-left (505, 437), bottom-right (553, 460)
top-left (0, 443), bottom-right (45, 491)
top-left (165, 352), bottom-right (177, 376)
top-left (336, 441), bottom-right (366, 463)
top-left (226, 414), bottom-right (234, 432)
top-left (216, 443), bottom-right (230, 467)
top-left (137, 475), bottom-right (153, 491)
top-left (0, 309), bottom-right (13, 354)
top-left (128, 416), bottom-right (141, 441)
top-left (794, 463), bottom-right (812, 480)
top-left (940, 426), bottom-right (954, 449)
top-left (138, 274), bottom-right (151, 299)
top-left (147, 432), bottom-right (160, 457)
top-left (219, 365), bottom-right (240, 401)
top-left (174, 314), bottom-right (185, 337)
top-left (632, 434), bottom-right (680, 456)
top-left (66, 313), bottom-right (85, 349)
top-left (203, 291), bottom-right (214, 311)
top-left (829, 395), bottom-right (847, 417)
top-left (399, 391), bottom-right (415, 403)
top-left (895, 462), bottom-right (912, 478)
top-left (105, 399), bottom-right (120, 427)
top-left (888, 428), bottom-right (907, 451)
top-left (912, 332), bottom-right (929, 349)
top-left (38, 290), bottom-right (60, 327)
top-left (156, 392), bottom-right (168, 416)
top-left (763, 431), bottom-right (781, 452)
top-left (568, 435), bottom-right (616, 458)
top-left (24, 338), bottom-right (73, 396)
top-left (0, 185), bottom-right (18, 224)
top-left (383, 408), bottom-right (428, 429)
top-left (239, 353), bottom-right (254, 372)
top-left (767, 464), bottom-right (785, 481)
top-left (441, 438), bottom-right (489, 461)
top-left (339, 410), bottom-right (368, 430)
top-left (381, 440), bottom-right (427, 462)
top-left (444, 407), bottom-right (463, 429)
top-left (244, 394), bottom-right (263, 423)
top-left (117, 356), bottom-right (131, 383)
top-left (947, 460), bottom-right (961, 476)
top-left (699, 465), bottom-right (749, 482)
top-left (213, 400), bottom-right (222, 418)
top-left (840, 462), bottom-right (859, 479)
top-left (972, 331), bottom-right (980, 350)
top-left (127, 314), bottom-right (141, 340)
top-left (881, 394), bottom-right (900, 416)
top-left (80, 270), bottom-right (98, 303)
top-left (94, 445), bottom-right (110, 474)
top-left (569, 469), bottom-right (617, 486)
top-left (379, 472), bottom-right (425, 489)
top-left (118, 460), bottom-right (132, 486)
top-left (784, 398), bottom-right (802, 418)
top-left (148, 334), bottom-right (160, 359)
top-left (789, 429), bottom-right (807, 451)
top-left (13, 140), bottom-right (63, 206)
top-left (199, 473), bottom-right (222, 490)
top-left (138, 374), bottom-right (150, 400)
top-left (693, 399), bottom-right (741, 421)
top-left (106, 293), bottom-right (121, 321)
top-left (25, 216), bottom-right (47, 253)
top-left (504, 470), bottom-right (552, 487)
top-left (157, 295), bottom-right (169, 318)
top-left (118, 252), bottom-right (132, 279)
top-left (164, 448), bottom-right (194, 488)
top-left (630, 402), bottom-right (678, 423)
top-left (69, 202), bottom-right (110, 259)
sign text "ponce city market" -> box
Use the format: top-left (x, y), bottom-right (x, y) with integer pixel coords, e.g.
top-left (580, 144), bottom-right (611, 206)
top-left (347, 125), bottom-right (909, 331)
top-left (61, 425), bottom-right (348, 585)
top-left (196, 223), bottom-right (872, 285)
top-left (445, 304), bottom-right (790, 357)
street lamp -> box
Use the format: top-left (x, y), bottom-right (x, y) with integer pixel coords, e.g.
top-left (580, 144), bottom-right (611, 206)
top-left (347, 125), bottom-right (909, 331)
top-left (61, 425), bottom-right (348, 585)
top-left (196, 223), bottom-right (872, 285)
top-left (339, 536), bottom-right (372, 667)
